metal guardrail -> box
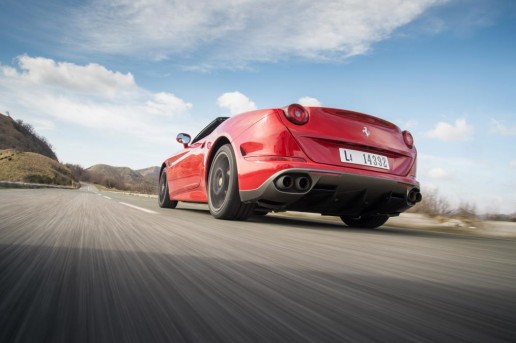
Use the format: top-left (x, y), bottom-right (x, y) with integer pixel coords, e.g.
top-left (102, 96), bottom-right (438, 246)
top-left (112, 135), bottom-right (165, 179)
top-left (0, 181), bottom-right (80, 189)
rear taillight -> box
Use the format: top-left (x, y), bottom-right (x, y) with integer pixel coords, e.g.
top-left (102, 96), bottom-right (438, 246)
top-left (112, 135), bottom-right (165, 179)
top-left (283, 104), bottom-right (309, 125)
top-left (402, 130), bottom-right (414, 148)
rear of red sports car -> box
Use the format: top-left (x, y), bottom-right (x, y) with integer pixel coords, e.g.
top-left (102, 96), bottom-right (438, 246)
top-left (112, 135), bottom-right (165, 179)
top-left (231, 105), bottom-right (421, 227)
top-left (160, 104), bottom-right (421, 228)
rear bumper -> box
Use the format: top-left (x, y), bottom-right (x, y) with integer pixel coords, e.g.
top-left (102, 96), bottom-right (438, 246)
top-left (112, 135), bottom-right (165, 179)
top-left (240, 168), bottom-right (421, 217)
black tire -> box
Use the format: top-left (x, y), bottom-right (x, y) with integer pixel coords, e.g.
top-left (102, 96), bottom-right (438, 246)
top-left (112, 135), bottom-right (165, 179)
top-left (208, 144), bottom-right (254, 220)
top-left (158, 169), bottom-right (178, 209)
top-left (340, 215), bottom-right (389, 229)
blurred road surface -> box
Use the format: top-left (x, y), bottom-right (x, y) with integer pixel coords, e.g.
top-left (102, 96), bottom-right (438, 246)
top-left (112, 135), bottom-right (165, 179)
top-left (1, 186), bottom-right (515, 342)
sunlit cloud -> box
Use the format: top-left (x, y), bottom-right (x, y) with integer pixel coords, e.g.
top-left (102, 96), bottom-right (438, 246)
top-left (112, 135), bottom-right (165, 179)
top-left (12, 55), bottom-right (136, 97)
top-left (146, 92), bottom-right (193, 116)
top-left (68, 0), bottom-right (448, 67)
top-left (0, 55), bottom-right (193, 139)
top-left (217, 91), bottom-right (257, 115)
top-left (426, 167), bottom-right (453, 180)
top-left (298, 97), bottom-right (322, 107)
top-left (426, 118), bottom-right (474, 141)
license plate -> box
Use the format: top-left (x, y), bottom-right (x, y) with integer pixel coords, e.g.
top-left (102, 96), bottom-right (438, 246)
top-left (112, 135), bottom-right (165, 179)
top-left (339, 148), bottom-right (390, 170)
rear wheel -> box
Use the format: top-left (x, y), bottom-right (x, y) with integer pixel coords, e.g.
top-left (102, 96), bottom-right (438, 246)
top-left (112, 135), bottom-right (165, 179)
top-left (208, 144), bottom-right (254, 220)
top-left (158, 169), bottom-right (178, 208)
top-left (340, 215), bottom-right (388, 229)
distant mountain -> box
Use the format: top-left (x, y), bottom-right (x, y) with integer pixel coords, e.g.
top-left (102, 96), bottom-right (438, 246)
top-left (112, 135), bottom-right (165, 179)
top-left (0, 149), bottom-right (75, 186)
top-left (137, 166), bottom-right (160, 180)
top-left (86, 164), bottom-right (159, 194)
top-left (0, 113), bottom-right (58, 160)
top-left (87, 164), bottom-right (145, 185)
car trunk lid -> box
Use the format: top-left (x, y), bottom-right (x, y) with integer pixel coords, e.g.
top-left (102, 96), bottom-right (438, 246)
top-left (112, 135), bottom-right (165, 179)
top-left (280, 107), bottom-right (416, 176)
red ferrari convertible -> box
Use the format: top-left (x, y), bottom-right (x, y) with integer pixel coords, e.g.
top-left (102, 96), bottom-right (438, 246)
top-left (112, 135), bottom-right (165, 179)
top-left (159, 104), bottom-right (422, 228)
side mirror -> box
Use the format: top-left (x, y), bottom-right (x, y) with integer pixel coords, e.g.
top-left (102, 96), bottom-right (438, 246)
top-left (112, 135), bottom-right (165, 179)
top-left (176, 133), bottom-right (191, 148)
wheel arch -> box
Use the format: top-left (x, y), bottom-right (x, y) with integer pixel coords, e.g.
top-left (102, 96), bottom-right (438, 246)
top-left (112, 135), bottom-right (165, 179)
top-left (159, 163), bottom-right (167, 182)
top-left (205, 136), bottom-right (232, 186)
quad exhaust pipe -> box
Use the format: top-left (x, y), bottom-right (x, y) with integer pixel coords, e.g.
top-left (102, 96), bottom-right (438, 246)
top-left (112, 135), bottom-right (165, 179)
top-left (275, 175), bottom-right (294, 190)
top-left (275, 174), bottom-right (311, 192)
top-left (295, 176), bottom-right (310, 192)
top-left (407, 188), bottom-right (422, 205)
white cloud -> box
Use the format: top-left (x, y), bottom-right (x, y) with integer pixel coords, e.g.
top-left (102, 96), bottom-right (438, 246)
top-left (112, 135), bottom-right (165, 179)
top-left (68, 0), bottom-right (447, 66)
top-left (298, 97), bottom-right (322, 107)
top-left (3, 55), bottom-right (137, 98)
top-left (0, 55), bottom-right (192, 137)
top-left (511, 161), bottom-right (516, 168)
top-left (427, 167), bottom-right (453, 179)
top-left (217, 92), bottom-right (257, 115)
top-left (490, 119), bottom-right (516, 136)
top-left (146, 92), bottom-right (193, 116)
top-left (426, 118), bottom-right (474, 141)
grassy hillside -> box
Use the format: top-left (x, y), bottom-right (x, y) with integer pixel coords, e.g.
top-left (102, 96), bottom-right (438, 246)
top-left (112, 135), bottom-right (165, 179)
top-left (0, 149), bottom-right (76, 186)
top-left (0, 113), bottom-right (57, 160)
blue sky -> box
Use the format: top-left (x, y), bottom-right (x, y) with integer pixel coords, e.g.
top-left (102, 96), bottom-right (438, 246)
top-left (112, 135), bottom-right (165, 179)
top-left (0, 0), bottom-right (515, 213)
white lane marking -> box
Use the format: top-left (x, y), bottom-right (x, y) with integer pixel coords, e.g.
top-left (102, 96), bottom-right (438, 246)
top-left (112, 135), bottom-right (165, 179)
top-left (103, 196), bottom-right (112, 200)
top-left (119, 202), bottom-right (158, 214)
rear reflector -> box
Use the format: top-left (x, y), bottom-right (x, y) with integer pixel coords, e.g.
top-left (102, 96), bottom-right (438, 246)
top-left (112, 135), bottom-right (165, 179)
top-left (402, 130), bottom-right (414, 148)
top-left (284, 104), bottom-right (309, 125)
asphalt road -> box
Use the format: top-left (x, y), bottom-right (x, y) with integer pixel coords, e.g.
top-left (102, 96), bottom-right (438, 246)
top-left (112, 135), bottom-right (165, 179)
top-left (1, 186), bottom-right (515, 343)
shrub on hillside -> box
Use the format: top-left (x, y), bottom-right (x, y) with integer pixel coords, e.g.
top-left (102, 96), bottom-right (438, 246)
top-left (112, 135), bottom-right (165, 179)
top-left (12, 119), bottom-right (58, 160)
top-left (65, 163), bottom-right (89, 182)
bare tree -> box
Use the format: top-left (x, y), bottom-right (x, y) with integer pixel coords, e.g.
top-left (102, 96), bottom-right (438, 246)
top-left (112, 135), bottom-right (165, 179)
top-left (409, 188), bottom-right (452, 217)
